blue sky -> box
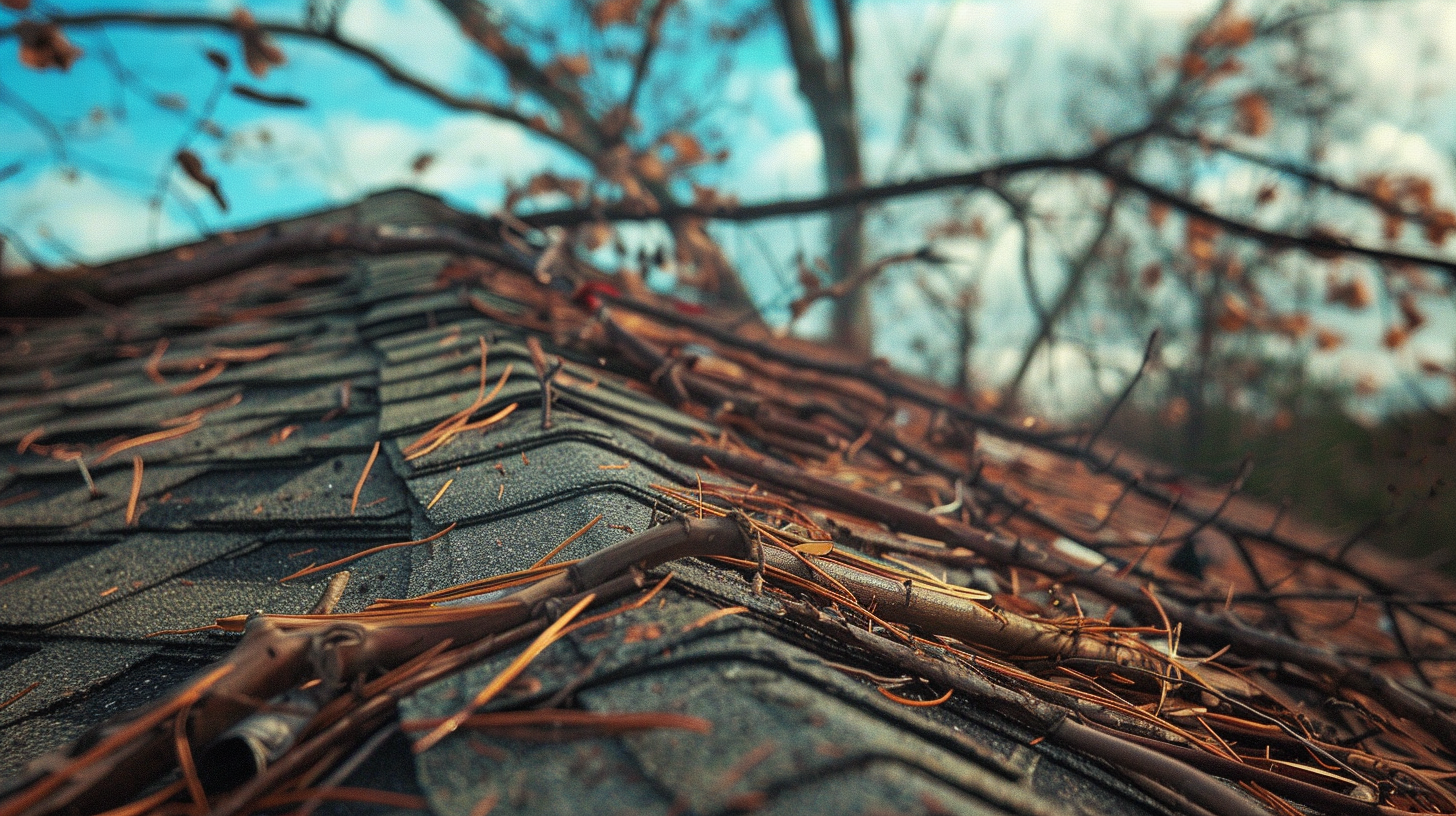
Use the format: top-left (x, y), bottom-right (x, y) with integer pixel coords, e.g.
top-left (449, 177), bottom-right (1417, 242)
top-left (3, 0), bottom-right (1456, 416)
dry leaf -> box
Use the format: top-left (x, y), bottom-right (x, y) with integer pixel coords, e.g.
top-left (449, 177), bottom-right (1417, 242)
top-left (1235, 92), bottom-right (1272, 138)
top-left (505, 172), bottom-right (587, 210)
top-left (554, 53), bottom-right (590, 78)
top-left (1184, 218), bottom-right (1219, 266)
top-left (1422, 209), bottom-right (1456, 246)
top-left (580, 221), bottom-right (613, 251)
top-left (1140, 263), bottom-right (1163, 288)
top-left (175, 149), bottom-right (228, 212)
top-left (1147, 201), bottom-right (1169, 229)
top-left (591, 0), bottom-right (643, 28)
top-left (411, 153), bottom-right (435, 174)
top-left (1195, 14), bottom-right (1256, 50)
top-left (1267, 312), bottom-right (1309, 339)
top-left (205, 50), bottom-right (231, 72)
top-left (233, 8), bottom-right (286, 79)
top-left (1326, 276), bottom-right (1372, 309)
top-left (1216, 293), bottom-right (1249, 332)
top-left (1398, 292), bottom-right (1426, 331)
top-left (661, 132), bottom-right (706, 167)
top-left (1315, 328), bottom-right (1343, 351)
top-left (1, 0), bottom-right (31, 10)
top-left (16, 22), bottom-right (82, 72)
top-left (1383, 326), bottom-right (1409, 350)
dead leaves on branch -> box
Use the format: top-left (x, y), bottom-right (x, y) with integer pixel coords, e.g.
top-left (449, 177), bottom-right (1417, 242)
top-left (175, 149), bottom-right (228, 212)
top-left (1234, 92), bottom-right (1272, 138)
top-left (592, 0), bottom-right (644, 28)
top-left (232, 8), bottom-right (285, 79)
top-left (505, 172), bottom-right (588, 211)
top-left (15, 22), bottom-right (82, 72)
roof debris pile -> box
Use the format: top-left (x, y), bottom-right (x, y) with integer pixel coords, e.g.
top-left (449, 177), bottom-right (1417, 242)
top-left (0, 190), bottom-right (1454, 816)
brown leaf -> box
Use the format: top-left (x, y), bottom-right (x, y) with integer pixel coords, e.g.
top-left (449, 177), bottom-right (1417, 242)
top-left (505, 172), bottom-right (587, 210)
top-left (154, 93), bottom-right (188, 112)
top-left (1, 0), bottom-right (31, 10)
top-left (633, 149), bottom-right (669, 184)
top-left (580, 221), bottom-right (613, 251)
top-left (175, 150), bottom-right (228, 212)
top-left (661, 132), bottom-right (705, 167)
top-left (1398, 292), bottom-right (1427, 331)
top-left (1255, 184), bottom-right (1278, 206)
top-left (205, 50), bottom-right (231, 72)
top-left (691, 184), bottom-right (737, 211)
top-left (1383, 326), bottom-right (1410, 350)
top-left (1146, 201), bottom-right (1169, 229)
top-left (554, 53), bottom-right (590, 78)
top-left (232, 8), bottom-right (285, 79)
top-left (1140, 263), bottom-right (1163, 288)
top-left (411, 153), bottom-right (435, 174)
top-left (1216, 293), bottom-right (1250, 332)
top-left (230, 84), bottom-right (306, 108)
top-left (1314, 328), bottom-right (1343, 351)
top-left (1235, 92), bottom-right (1272, 138)
top-left (1422, 209), bottom-right (1456, 247)
top-left (1184, 218), bottom-right (1219, 266)
top-left (1326, 276), bottom-right (1372, 309)
top-left (1195, 14), bottom-right (1256, 50)
top-left (1267, 312), bottom-right (1310, 339)
top-left (591, 0), bottom-right (643, 28)
top-left (16, 22), bottom-right (82, 72)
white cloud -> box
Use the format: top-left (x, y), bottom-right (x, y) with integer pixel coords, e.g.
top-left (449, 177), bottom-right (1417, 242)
top-left (745, 130), bottom-right (823, 198)
top-left (224, 110), bottom-right (569, 208)
top-left (338, 0), bottom-right (473, 89)
top-left (0, 170), bottom-right (189, 267)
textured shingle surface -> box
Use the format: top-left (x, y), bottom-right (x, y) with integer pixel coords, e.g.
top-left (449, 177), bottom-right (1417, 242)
top-left (0, 190), bottom-right (1200, 815)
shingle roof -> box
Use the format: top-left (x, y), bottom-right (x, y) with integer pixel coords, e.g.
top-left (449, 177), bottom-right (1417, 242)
top-left (1, 189), bottom-right (1454, 816)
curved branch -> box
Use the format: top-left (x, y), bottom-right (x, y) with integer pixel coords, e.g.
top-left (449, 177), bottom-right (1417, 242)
top-left (0, 12), bottom-right (579, 153)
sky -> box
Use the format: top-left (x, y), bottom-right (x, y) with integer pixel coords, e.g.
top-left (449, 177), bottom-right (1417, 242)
top-left (2, 0), bottom-right (1456, 417)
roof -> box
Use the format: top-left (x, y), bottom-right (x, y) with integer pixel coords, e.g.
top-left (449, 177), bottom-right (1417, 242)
top-left (1, 189), bottom-right (1454, 816)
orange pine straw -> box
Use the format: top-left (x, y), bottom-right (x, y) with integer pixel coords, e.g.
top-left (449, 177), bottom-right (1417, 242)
top-left (877, 687), bottom-right (953, 707)
top-left (401, 709), bottom-right (712, 734)
top-left (93, 780), bottom-right (186, 816)
top-left (145, 338), bottom-right (169, 385)
top-left (124, 456), bottom-right (144, 526)
top-left (367, 560), bottom-right (577, 609)
top-left (206, 341), bottom-right (287, 362)
top-left (426, 478), bottom-right (454, 510)
top-left (94, 421), bottom-right (203, 463)
top-left (413, 593), bottom-right (596, 754)
top-left (16, 427), bottom-right (44, 454)
top-left (0, 681), bottom-right (38, 714)
top-left (403, 347), bottom-right (510, 455)
top-left (404, 403), bottom-right (517, 462)
top-left (253, 788), bottom-right (428, 810)
top-left (161, 392), bottom-right (242, 427)
top-left (0, 566), bottom-right (39, 588)
top-left (565, 572), bottom-right (674, 633)
top-left (173, 704), bottom-right (207, 814)
top-left (530, 514), bottom-right (603, 569)
top-left (170, 362), bottom-right (226, 395)
top-left (681, 606), bottom-right (748, 633)
top-left (0, 663), bottom-right (234, 816)
top-left (350, 441), bottom-right (381, 516)
top-left (280, 522), bottom-right (457, 583)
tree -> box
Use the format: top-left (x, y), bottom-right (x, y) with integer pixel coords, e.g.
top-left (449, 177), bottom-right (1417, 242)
top-left (2, 0), bottom-right (1455, 432)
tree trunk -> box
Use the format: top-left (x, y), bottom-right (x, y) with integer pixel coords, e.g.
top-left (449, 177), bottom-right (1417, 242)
top-left (775, 0), bottom-right (870, 354)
